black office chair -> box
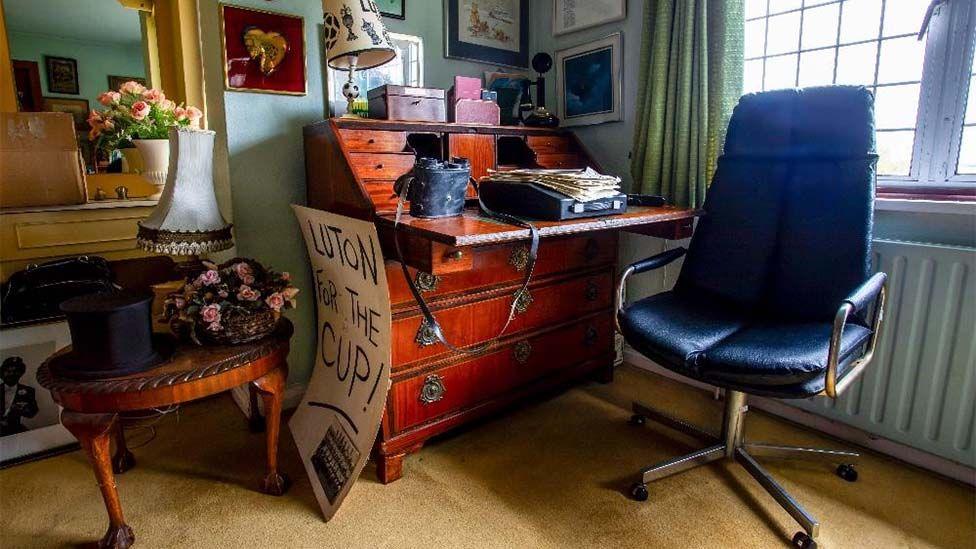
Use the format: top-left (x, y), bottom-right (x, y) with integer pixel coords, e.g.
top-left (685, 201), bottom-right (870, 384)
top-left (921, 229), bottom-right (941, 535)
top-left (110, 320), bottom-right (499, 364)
top-left (617, 86), bottom-right (887, 549)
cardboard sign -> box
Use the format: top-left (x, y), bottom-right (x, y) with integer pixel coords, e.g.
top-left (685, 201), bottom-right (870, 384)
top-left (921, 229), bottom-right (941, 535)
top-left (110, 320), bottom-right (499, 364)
top-left (290, 205), bottom-right (391, 521)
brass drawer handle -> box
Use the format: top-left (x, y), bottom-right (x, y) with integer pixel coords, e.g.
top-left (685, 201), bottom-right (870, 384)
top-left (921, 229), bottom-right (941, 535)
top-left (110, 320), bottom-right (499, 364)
top-left (367, 138), bottom-right (376, 144)
top-left (415, 319), bottom-right (438, 347)
top-left (513, 340), bottom-right (532, 364)
top-left (509, 245), bottom-right (530, 272)
top-left (376, 163), bottom-right (384, 169)
top-left (415, 271), bottom-right (441, 292)
top-left (420, 374), bottom-right (446, 404)
top-left (513, 288), bottom-right (533, 315)
top-left (583, 325), bottom-right (598, 347)
top-left (585, 280), bottom-right (599, 301)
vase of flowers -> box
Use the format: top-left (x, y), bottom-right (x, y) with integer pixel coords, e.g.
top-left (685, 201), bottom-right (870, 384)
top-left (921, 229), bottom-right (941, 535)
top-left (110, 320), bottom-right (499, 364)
top-left (164, 258), bottom-right (299, 345)
top-left (88, 80), bottom-right (203, 199)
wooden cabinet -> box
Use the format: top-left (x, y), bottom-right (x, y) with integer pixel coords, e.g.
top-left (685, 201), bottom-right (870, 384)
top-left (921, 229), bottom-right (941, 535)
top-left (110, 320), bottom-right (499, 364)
top-left (304, 118), bottom-right (697, 483)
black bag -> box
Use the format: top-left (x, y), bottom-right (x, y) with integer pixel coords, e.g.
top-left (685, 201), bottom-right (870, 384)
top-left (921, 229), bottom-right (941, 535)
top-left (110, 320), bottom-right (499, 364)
top-left (1, 256), bottom-right (118, 324)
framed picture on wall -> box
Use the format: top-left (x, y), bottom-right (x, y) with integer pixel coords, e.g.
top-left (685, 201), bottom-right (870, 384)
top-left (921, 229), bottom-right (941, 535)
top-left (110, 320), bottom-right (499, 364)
top-left (376, 0), bottom-right (405, 19)
top-left (552, 0), bottom-right (626, 36)
top-left (107, 75), bottom-right (147, 91)
top-left (220, 3), bottom-right (307, 95)
top-left (555, 33), bottom-right (622, 127)
top-left (44, 56), bottom-right (79, 95)
top-left (42, 97), bottom-right (90, 130)
top-left (444, 0), bottom-right (529, 69)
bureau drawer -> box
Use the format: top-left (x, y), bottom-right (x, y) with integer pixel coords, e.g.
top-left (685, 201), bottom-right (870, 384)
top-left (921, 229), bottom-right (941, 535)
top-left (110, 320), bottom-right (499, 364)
top-left (392, 269), bottom-right (613, 367)
top-left (387, 232), bottom-right (617, 308)
top-left (338, 129), bottom-right (408, 152)
top-left (349, 152), bottom-right (416, 180)
top-left (535, 153), bottom-right (587, 169)
top-left (388, 314), bottom-right (613, 433)
top-left (364, 180), bottom-right (400, 214)
top-left (526, 135), bottom-right (575, 153)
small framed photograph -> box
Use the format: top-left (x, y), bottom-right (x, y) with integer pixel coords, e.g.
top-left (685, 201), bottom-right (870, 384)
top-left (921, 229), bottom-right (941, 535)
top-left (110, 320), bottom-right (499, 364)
top-left (444, 0), bottom-right (529, 69)
top-left (107, 75), bottom-right (147, 91)
top-left (553, 0), bottom-right (626, 36)
top-left (376, 0), bottom-right (405, 19)
top-left (42, 97), bottom-right (90, 130)
top-left (220, 3), bottom-right (307, 95)
top-left (0, 321), bottom-right (77, 467)
top-left (44, 56), bottom-right (79, 95)
top-left (555, 33), bottom-right (622, 127)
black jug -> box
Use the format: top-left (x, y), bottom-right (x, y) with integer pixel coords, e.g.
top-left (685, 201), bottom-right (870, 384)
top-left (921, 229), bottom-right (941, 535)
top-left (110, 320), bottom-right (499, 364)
top-left (394, 157), bottom-right (471, 218)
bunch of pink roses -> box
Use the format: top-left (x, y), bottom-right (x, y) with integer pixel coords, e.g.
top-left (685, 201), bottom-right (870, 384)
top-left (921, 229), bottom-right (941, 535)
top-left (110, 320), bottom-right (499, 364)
top-left (164, 257), bottom-right (298, 342)
top-left (88, 80), bottom-right (203, 153)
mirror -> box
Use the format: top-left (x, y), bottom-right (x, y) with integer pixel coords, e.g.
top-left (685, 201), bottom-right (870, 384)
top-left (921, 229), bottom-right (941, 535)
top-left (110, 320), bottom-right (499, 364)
top-left (3, 0), bottom-right (148, 176)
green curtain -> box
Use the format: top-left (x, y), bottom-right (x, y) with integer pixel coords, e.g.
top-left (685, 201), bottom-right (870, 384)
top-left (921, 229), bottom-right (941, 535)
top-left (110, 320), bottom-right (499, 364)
top-left (631, 0), bottom-right (744, 209)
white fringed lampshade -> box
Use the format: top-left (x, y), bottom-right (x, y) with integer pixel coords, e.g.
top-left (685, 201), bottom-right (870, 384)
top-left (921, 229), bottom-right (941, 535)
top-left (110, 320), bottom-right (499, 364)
top-left (137, 127), bottom-right (233, 255)
top-left (321, 0), bottom-right (396, 70)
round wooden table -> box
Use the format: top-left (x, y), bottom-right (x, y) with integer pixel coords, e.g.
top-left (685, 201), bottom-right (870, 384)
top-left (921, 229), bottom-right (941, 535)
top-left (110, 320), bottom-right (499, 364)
top-left (37, 319), bottom-right (294, 549)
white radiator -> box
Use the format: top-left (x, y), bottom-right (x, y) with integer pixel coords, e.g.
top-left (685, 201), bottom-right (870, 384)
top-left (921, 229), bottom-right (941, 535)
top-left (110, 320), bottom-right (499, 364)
top-left (792, 238), bottom-right (975, 469)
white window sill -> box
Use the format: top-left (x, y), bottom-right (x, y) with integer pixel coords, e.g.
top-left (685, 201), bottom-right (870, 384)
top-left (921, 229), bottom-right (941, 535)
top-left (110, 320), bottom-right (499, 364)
top-left (876, 198), bottom-right (976, 215)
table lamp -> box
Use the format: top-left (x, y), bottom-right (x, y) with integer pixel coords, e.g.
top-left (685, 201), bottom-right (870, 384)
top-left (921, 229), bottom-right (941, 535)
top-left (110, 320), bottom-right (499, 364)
top-left (137, 127), bottom-right (233, 267)
top-left (322, 0), bottom-right (397, 117)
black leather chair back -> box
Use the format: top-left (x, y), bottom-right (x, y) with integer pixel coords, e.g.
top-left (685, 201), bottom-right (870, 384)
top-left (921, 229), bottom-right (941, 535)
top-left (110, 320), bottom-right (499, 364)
top-left (676, 86), bottom-right (877, 322)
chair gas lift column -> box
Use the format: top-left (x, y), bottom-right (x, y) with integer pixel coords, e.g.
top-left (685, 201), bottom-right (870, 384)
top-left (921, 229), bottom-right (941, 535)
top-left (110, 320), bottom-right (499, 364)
top-left (616, 86), bottom-right (888, 549)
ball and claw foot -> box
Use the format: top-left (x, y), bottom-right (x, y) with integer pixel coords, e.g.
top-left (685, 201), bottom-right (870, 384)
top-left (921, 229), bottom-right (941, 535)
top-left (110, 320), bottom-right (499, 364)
top-left (792, 532), bottom-right (817, 549)
top-left (261, 472), bottom-right (291, 496)
top-left (100, 524), bottom-right (135, 549)
top-left (112, 449), bottom-right (136, 474)
top-left (630, 482), bottom-right (649, 501)
top-left (629, 414), bottom-right (646, 426)
top-left (836, 463), bottom-right (858, 482)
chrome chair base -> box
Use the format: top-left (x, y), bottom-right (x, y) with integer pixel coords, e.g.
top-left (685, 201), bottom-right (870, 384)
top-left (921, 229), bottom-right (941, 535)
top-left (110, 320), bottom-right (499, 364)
top-left (629, 392), bottom-right (859, 547)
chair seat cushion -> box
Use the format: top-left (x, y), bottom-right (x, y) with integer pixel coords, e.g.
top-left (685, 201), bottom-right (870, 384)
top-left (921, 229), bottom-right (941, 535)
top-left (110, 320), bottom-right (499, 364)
top-left (698, 323), bottom-right (872, 387)
top-left (620, 291), bottom-right (748, 376)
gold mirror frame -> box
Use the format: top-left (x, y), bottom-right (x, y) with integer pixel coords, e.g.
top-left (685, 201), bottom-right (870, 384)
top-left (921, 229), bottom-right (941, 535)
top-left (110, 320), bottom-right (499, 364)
top-left (0, 0), bottom-right (206, 124)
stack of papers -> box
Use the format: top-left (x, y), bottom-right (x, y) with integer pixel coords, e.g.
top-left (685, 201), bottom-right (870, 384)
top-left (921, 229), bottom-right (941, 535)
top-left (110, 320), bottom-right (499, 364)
top-left (481, 167), bottom-right (622, 202)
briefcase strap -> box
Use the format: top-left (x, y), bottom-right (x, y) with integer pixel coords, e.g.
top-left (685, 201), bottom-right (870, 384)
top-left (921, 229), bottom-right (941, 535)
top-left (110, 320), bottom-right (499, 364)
top-left (393, 177), bottom-right (539, 355)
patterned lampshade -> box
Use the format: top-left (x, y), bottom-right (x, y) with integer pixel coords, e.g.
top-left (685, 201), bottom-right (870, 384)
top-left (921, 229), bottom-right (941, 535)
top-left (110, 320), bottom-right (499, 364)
top-left (137, 128), bottom-right (233, 256)
top-left (321, 0), bottom-right (396, 70)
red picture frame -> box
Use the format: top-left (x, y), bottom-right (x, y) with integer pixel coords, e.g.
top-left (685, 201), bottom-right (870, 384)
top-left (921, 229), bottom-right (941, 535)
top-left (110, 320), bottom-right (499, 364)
top-left (220, 4), bottom-right (306, 95)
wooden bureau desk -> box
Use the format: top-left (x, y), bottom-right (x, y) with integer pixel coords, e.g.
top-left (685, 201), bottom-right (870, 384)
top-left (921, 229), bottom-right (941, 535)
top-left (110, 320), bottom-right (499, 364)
top-left (304, 118), bottom-right (696, 483)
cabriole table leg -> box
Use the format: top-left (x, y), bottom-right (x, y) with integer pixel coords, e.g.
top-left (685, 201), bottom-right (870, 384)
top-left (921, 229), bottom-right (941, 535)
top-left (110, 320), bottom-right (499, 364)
top-left (61, 410), bottom-right (135, 549)
top-left (252, 364), bottom-right (290, 496)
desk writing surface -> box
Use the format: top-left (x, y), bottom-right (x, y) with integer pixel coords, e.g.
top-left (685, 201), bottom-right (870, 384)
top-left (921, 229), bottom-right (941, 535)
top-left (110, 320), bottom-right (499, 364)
top-left (374, 206), bottom-right (699, 247)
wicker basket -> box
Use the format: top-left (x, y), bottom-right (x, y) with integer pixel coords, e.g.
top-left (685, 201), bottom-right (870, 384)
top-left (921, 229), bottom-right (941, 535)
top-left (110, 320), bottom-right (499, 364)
top-left (199, 309), bottom-right (279, 345)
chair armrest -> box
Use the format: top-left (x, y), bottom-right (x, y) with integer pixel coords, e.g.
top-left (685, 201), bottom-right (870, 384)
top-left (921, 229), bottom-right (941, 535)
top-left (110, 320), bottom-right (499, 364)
top-left (628, 247), bottom-right (687, 275)
top-left (844, 272), bottom-right (887, 318)
top-left (615, 248), bottom-right (687, 332)
top-left (825, 273), bottom-right (888, 398)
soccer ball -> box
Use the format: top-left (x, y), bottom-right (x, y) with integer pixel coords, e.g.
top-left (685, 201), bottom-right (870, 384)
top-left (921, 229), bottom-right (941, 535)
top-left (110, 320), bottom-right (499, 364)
top-left (323, 12), bottom-right (341, 51)
top-left (342, 81), bottom-right (360, 101)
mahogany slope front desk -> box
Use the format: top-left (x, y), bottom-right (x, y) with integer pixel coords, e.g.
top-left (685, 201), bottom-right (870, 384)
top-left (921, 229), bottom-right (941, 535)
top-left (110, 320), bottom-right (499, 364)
top-left (304, 118), bottom-right (696, 483)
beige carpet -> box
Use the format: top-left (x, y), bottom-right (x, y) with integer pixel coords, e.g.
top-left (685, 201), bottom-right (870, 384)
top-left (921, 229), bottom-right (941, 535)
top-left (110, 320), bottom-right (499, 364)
top-left (1, 365), bottom-right (973, 549)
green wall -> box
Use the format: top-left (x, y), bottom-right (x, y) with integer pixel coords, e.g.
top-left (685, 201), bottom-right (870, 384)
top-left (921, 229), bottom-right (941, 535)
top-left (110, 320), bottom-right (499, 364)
top-left (197, 0), bottom-right (518, 385)
top-left (7, 31), bottom-right (145, 111)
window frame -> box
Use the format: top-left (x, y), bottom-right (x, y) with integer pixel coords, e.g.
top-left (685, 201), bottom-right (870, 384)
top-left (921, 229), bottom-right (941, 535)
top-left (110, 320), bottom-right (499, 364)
top-left (743, 0), bottom-right (976, 200)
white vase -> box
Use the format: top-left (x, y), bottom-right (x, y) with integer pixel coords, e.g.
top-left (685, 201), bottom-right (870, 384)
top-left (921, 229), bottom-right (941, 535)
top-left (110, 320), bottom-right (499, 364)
top-left (133, 138), bottom-right (170, 200)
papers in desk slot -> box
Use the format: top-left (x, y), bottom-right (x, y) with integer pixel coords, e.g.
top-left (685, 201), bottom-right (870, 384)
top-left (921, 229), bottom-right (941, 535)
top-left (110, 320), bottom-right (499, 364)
top-left (481, 167), bottom-right (622, 202)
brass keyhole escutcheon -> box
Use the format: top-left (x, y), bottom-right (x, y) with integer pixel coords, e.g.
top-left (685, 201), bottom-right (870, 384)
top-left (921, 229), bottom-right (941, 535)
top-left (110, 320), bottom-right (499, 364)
top-left (509, 245), bottom-right (530, 272)
top-left (513, 340), bottom-right (532, 364)
top-left (420, 374), bottom-right (446, 404)
top-left (583, 326), bottom-right (598, 346)
top-left (415, 319), bottom-right (439, 347)
top-left (415, 271), bottom-right (441, 292)
top-left (585, 280), bottom-right (599, 301)
top-left (513, 288), bottom-right (533, 315)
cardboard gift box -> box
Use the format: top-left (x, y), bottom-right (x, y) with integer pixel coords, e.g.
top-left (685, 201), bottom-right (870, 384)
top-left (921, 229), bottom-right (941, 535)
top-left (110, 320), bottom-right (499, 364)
top-left (1, 112), bottom-right (87, 209)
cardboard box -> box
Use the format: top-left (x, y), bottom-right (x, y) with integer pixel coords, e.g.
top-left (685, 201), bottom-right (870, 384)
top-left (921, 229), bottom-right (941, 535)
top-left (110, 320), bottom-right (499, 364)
top-left (1, 112), bottom-right (87, 209)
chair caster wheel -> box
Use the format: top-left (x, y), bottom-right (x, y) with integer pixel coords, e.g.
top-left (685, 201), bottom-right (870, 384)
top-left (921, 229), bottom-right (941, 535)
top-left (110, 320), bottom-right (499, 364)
top-left (836, 463), bottom-right (858, 482)
top-left (792, 532), bottom-right (817, 549)
top-left (629, 414), bottom-right (646, 426)
top-left (629, 482), bottom-right (649, 501)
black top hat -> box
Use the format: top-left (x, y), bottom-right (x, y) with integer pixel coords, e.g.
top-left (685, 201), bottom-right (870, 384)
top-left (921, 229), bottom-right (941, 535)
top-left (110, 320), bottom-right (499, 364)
top-left (50, 291), bottom-right (172, 380)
